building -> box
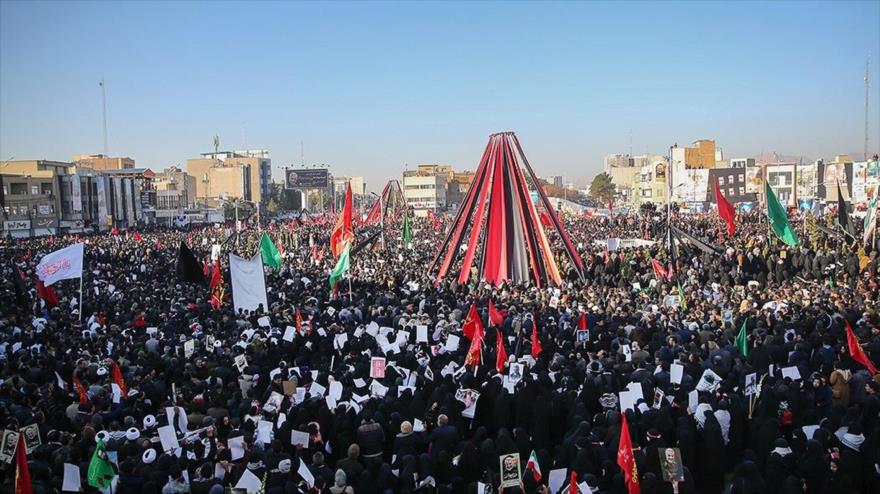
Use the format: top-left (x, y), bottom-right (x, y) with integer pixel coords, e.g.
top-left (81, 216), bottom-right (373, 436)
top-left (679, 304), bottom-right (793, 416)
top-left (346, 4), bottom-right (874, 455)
top-left (730, 158), bottom-right (755, 169)
top-left (416, 164), bottom-right (454, 180)
top-left (1, 160), bottom-right (65, 238)
top-left (636, 158), bottom-right (669, 205)
top-left (707, 168), bottom-right (755, 204)
top-left (604, 154), bottom-right (636, 202)
top-left (72, 154), bottom-right (136, 170)
top-left (153, 166), bottom-right (197, 219)
top-left (670, 140), bottom-right (720, 201)
top-left (403, 169), bottom-right (447, 217)
top-left (1, 159), bottom-right (149, 236)
top-left (187, 149), bottom-right (271, 205)
top-left (761, 163), bottom-right (798, 206)
top-left (333, 176), bottom-right (366, 196)
top-left (446, 171), bottom-right (475, 209)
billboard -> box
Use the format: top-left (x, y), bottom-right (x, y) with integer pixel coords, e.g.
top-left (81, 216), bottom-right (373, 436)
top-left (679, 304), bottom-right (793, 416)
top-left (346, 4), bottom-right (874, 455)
top-left (70, 173), bottom-right (82, 212)
top-left (286, 168), bottom-right (328, 188)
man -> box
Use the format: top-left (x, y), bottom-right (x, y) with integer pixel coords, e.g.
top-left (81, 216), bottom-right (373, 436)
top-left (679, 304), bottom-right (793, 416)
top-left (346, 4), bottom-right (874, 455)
top-left (356, 410), bottom-right (384, 467)
top-left (428, 414), bottom-right (459, 460)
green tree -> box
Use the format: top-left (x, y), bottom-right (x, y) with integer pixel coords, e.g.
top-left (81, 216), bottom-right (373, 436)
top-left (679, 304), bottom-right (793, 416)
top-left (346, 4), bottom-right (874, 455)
top-left (589, 172), bottom-right (616, 205)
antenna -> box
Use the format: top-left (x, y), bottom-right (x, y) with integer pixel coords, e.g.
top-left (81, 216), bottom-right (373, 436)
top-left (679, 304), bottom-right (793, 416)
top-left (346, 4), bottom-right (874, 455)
top-left (300, 140), bottom-right (304, 167)
top-left (865, 56), bottom-right (870, 161)
top-left (213, 135), bottom-right (220, 155)
top-left (99, 79), bottom-right (108, 155)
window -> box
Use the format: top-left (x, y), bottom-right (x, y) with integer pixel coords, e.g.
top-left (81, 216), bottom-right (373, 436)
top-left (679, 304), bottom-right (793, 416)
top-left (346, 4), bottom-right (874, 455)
top-left (739, 187), bottom-right (745, 195)
top-left (719, 177), bottom-right (725, 185)
top-left (738, 174), bottom-right (745, 182)
top-left (728, 188), bottom-right (735, 196)
top-left (41, 184), bottom-right (53, 195)
top-left (31, 185), bottom-right (39, 195)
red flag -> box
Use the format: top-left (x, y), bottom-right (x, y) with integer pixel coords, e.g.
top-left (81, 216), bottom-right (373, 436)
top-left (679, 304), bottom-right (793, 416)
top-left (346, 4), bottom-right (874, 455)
top-left (568, 471), bottom-right (578, 494)
top-left (110, 227), bottom-right (119, 235)
top-left (295, 308), bottom-right (304, 332)
top-left (531, 314), bottom-right (543, 359)
top-left (617, 412), bottom-right (640, 494)
top-left (132, 232), bottom-right (143, 241)
top-left (578, 313), bottom-right (588, 330)
top-left (35, 278), bottom-right (59, 307)
top-left (488, 299), bottom-right (504, 327)
top-left (846, 320), bottom-right (878, 374)
top-left (651, 259), bottom-right (670, 281)
top-left (203, 260), bottom-right (210, 277)
top-left (209, 261), bottom-right (223, 310)
top-left (495, 330), bottom-right (508, 373)
top-left (540, 211), bottom-right (553, 227)
top-left (462, 304), bottom-right (484, 341)
top-left (713, 177), bottom-right (736, 237)
top-left (464, 332), bottom-right (482, 368)
top-left (330, 183), bottom-right (354, 257)
top-left (72, 374), bottom-right (89, 404)
top-left (110, 360), bottom-right (127, 396)
top-left (14, 434), bottom-right (31, 494)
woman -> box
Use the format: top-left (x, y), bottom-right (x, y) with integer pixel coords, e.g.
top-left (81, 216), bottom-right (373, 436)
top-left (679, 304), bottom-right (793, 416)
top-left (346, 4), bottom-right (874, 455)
top-left (829, 362), bottom-right (851, 407)
top-left (329, 468), bottom-right (355, 494)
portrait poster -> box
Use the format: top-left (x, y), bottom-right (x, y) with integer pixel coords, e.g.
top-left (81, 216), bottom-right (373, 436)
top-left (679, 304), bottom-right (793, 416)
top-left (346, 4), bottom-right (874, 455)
top-left (499, 452), bottom-right (522, 488)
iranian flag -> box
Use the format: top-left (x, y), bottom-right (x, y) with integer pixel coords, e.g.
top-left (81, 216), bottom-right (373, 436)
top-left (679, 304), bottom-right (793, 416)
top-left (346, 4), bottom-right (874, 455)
top-left (526, 449), bottom-right (541, 482)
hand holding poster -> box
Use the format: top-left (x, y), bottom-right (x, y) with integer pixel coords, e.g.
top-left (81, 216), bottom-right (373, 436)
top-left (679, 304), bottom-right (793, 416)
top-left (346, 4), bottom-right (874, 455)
top-left (499, 452), bottom-right (522, 488)
top-left (370, 357), bottom-right (386, 379)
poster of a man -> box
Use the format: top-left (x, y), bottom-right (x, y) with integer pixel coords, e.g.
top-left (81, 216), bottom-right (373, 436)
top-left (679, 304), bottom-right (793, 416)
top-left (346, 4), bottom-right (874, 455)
top-left (659, 447), bottom-right (685, 482)
top-left (0, 430), bottom-right (19, 464)
top-left (499, 452), bottom-right (522, 488)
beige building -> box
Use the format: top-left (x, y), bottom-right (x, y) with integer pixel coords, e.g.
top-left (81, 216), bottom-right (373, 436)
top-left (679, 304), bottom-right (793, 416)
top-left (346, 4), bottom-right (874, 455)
top-left (403, 169), bottom-right (447, 217)
top-left (72, 154), bottom-right (136, 170)
top-left (187, 149), bottom-right (271, 205)
top-left (154, 166), bottom-right (197, 210)
top-left (1, 162), bottom-right (64, 238)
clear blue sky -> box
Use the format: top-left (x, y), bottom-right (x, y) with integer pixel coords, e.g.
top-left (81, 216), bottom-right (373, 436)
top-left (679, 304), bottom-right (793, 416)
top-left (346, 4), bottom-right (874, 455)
top-left (2, 1), bottom-right (878, 191)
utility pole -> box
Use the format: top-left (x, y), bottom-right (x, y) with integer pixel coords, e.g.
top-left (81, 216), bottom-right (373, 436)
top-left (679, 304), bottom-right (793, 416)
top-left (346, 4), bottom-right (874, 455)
top-left (99, 79), bottom-right (108, 155)
top-left (865, 56), bottom-right (870, 162)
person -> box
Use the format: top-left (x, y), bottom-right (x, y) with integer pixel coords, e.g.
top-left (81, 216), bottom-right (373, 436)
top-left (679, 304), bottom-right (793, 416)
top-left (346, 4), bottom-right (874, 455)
top-left (1, 207), bottom-right (878, 493)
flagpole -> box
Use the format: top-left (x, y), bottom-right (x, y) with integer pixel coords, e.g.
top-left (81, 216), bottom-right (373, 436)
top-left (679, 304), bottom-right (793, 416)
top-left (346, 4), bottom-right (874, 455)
top-left (348, 277), bottom-right (352, 302)
top-left (79, 273), bottom-right (84, 322)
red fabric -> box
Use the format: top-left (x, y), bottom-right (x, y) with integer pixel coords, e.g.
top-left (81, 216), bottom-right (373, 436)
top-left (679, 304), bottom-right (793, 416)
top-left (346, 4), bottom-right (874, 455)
top-left (133, 314), bottom-right (146, 330)
top-left (98, 312), bottom-right (106, 328)
top-left (295, 308), bottom-right (304, 333)
top-left (531, 315), bottom-right (542, 359)
top-left (330, 183), bottom-right (354, 257)
top-left (713, 177), bottom-right (736, 237)
top-left (132, 232), bottom-right (143, 241)
top-left (526, 451), bottom-right (541, 482)
top-left (457, 140), bottom-right (495, 284)
top-left (578, 313), bottom-right (588, 330)
top-left (617, 412), bottom-right (640, 494)
top-left (495, 330), bottom-right (508, 374)
top-left (14, 434), bottom-right (31, 494)
top-left (209, 261), bottom-right (223, 310)
top-left (846, 321), bottom-right (878, 374)
top-left (483, 145), bottom-right (508, 284)
top-left (111, 227), bottom-right (119, 235)
top-left (462, 304), bottom-right (484, 341)
top-left (569, 472), bottom-right (578, 494)
top-left (35, 278), bottom-right (59, 307)
top-left (540, 211), bottom-right (553, 227)
top-left (72, 374), bottom-right (89, 404)
top-left (488, 299), bottom-right (504, 327)
top-left (110, 360), bottom-right (128, 396)
top-left (203, 260), bottom-right (210, 277)
top-left (651, 259), bottom-right (670, 281)
top-left (464, 332), bottom-right (482, 368)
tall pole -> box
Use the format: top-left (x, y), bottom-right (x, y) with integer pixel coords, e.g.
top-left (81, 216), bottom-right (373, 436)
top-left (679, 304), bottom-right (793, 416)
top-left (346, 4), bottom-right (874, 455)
top-left (865, 56), bottom-right (870, 162)
top-left (100, 79), bottom-right (108, 155)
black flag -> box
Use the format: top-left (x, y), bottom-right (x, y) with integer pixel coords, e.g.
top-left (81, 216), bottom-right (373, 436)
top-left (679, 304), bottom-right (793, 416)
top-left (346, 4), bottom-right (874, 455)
top-left (176, 241), bottom-right (205, 284)
top-left (837, 181), bottom-right (855, 240)
top-left (10, 260), bottom-right (29, 306)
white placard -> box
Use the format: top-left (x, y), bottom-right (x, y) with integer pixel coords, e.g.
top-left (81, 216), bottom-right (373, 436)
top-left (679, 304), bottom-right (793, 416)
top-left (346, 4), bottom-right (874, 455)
top-left (445, 334), bottom-right (460, 352)
top-left (291, 430), bottom-right (310, 448)
top-left (62, 463), bottom-right (82, 492)
top-left (417, 325), bottom-right (429, 343)
top-left (670, 363), bottom-right (684, 385)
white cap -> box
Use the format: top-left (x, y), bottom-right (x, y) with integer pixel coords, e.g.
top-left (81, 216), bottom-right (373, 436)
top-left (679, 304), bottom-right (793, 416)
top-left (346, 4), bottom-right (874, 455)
top-left (96, 367), bottom-right (108, 376)
top-left (126, 427), bottom-right (140, 441)
top-left (142, 449), bottom-right (157, 464)
top-left (143, 414), bottom-right (157, 428)
top-left (96, 430), bottom-right (110, 443)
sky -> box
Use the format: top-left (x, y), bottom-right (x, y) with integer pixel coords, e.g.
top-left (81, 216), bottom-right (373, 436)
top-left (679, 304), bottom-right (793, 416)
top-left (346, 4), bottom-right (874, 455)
top-left (1, 1), bottom-right (879, 192)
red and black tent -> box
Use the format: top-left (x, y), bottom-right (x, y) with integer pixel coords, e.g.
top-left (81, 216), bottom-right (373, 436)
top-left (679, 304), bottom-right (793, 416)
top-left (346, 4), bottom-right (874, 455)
top-left (429, 132), bottom-right (584, 287)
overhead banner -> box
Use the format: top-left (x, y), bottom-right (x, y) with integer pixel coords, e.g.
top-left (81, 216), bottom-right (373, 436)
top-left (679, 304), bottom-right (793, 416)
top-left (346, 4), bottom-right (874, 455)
top-left (286, 168), bottom-right (328, 189)
top-left (70, 174), bottom-right (82, 213)
top-left (229, 253), bottom-right (268, 312)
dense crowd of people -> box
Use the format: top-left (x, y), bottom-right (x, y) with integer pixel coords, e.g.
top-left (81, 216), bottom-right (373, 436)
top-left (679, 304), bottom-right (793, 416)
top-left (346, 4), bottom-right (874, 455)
top-left (0, 205), bottom-right (878, 494)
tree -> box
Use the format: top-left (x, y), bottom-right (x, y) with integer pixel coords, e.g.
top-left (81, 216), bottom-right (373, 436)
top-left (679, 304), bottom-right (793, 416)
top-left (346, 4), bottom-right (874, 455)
top-left (589, 172), bottom-right (616, 205)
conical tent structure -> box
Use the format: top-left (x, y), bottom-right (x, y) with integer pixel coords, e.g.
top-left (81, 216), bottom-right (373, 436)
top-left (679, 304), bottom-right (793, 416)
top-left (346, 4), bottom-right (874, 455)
top-left (365, 180), bottom-right (405, 225)
top-left (430, 132), bottom-right (584, 287)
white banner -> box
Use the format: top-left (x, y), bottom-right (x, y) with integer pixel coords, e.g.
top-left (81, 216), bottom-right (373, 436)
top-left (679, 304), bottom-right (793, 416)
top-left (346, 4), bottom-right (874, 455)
top-left (70, 173), bottom-right (82, 213)
top-left (229, 253), bottom-right (267, 312)
top-left (36, 243), bottom-right (84, 286)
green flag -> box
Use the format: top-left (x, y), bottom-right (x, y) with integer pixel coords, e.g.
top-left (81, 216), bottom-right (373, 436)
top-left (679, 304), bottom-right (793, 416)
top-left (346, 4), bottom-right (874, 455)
top-left (677, 281), bottom-right (687, 310)
top-left (735, 319), bottom-right (749, 357)
top-left (765, 182), bottom-right (798, 246)
top-left (259, 233), bottom-right (282, 271)
top-left (87, 439), bottom-right (116, 489)
top-left (402, 212), bottom-right (412, 248)
top-left (329, 244), bottom-right (350, 289)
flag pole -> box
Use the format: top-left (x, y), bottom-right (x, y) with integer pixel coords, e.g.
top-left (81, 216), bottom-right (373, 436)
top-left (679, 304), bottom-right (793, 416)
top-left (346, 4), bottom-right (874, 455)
top-left (79, 271), bottom-right (84, 322)
top-left (348, 277), bottom-right (352, 302)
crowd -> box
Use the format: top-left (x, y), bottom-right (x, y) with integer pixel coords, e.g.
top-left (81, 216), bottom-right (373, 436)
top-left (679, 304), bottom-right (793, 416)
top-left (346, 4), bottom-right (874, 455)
top-left (0, 205), bottom-right (878, 494)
